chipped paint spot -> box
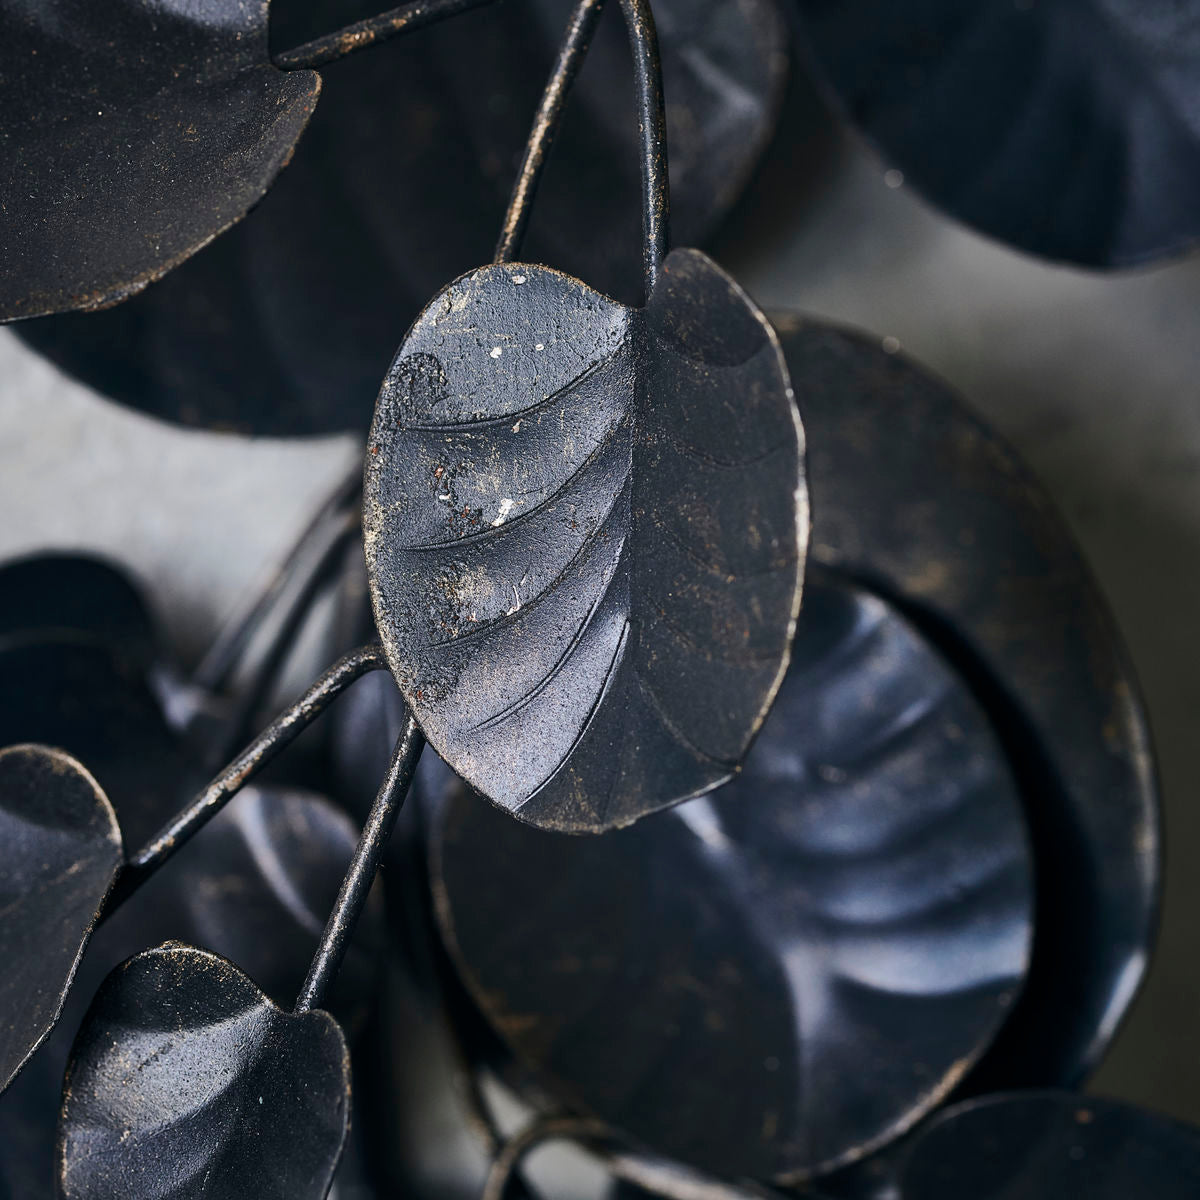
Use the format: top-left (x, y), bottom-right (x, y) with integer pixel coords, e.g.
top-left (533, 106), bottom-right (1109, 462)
top-left (492, 498), bottom-right (515, 527)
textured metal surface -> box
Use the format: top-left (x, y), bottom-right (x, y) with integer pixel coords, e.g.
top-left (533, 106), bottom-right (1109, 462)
top-left (429, 575), bottom-right (1032, 1181)
top-left (791, 0), bottom-right (1200, 267)
top-left (0, 746), bottom-right (121, 1094)
top-left (57, 942), bottom-right (350, 1199)
top-left (365, 247), bottom-right (806, 831)
top-left (896, 1092), bottom-right (1200, 1198)
top-left (0, 0), bottom-right (320, 321)
top-left (774, 314), bottom-right (1159, 1094)
top-left (16, 0), bottom-right (788, 433)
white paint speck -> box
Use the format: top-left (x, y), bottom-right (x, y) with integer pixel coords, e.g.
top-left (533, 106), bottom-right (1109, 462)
top-left (512, 274), bottom-right (527, 284)
top-left (505, 585), bottom-right (521, 615)
top-left (437, 493), bottom-right (451, 501)
top-left (491, 498), bottom-right (515, 527)
top-left (534, 343), bottom-right (545, 352)
top-left (490, 346), bottom-right (503, 358)
top-left (512, 420), bottom-right (522, 433)
top-left (258, 1096), bottom-right (263, 1105)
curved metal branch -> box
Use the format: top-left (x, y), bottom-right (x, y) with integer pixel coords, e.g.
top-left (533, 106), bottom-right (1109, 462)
top-left (275, 0), bottom-right (497, 71)
top-left (482, 1116), bottom-right (613, 1200)
top-left (495, 0), bottom-right (609, 264)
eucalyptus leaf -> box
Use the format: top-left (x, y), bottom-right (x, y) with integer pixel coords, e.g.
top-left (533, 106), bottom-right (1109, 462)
top-left (58, 942), bottom-right (350, 1200)
top-left (365, 247), bottom-right (806, 832)
top-left (17, 0), bottom-right (788, 434)
top-left (0, 0), bottom-right (320, 321)
top-left (896, 1092), bottom-right (1200, 1199)
top-left (430, 575), bottom-right (1032, 1181)
top-left (792, 0), bottom-right (1200, 266)
top-left (0, 745), bottom-right (121, 1094)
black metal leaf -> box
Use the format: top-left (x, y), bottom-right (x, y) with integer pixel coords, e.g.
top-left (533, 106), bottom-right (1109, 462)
top-left (773, 314), bottom-right (1159, 1097)
top-left (792, 0), bottom-right (1200, 266)
top-left (58, 942), bottom-right (350, 1200)
top-left (0, 0), bottom-right (320, 321)
top-left (429, 574), bottom-right (1033, 1181)
top-left (16, 0), bottom-right (788, 434)
top-left (896, 1092), bottom-right (1200, 1199)
top-left (0, 744), bottom-right (121, 1094)
top-left (364, 247), bottom-right (807, 832)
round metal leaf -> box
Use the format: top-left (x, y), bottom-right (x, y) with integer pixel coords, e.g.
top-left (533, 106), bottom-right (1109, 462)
top-left (58, 942), bottom-right (350, 1200)
top-left (365, 248), bottom-right (807, 832)
top-left (792, 0), bottom-right (1200, 266)
top-left (16, 0), bottom-right (788, 434)
top-left (0, 745), bottom-right (121, 1094)
top-left (0, 0), bottom-right (319, 322)
top-left (896, 1092), bottom-right (1200, 1199)
top-left (430, 575), bottom-right (1032, 1181)
top-left (774, 313), bottom-right (1159, 1091)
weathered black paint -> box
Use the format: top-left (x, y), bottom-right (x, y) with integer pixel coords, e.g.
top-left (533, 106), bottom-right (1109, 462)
top-left (365, 248), bottom-right (806, 832)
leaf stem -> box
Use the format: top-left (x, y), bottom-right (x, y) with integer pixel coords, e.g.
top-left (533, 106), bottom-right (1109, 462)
top-left (294, 714), bottom-right (424, 1013)
top-left (108, 644), bottom-right (388, 910)
top-left (495, 0), bottom-right (609, 265)
top-left (275, 0), bottom-right (497, 71)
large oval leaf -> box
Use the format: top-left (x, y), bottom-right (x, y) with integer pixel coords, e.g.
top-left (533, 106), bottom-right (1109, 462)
top-left (0, 745), bottom-right (121, 1094)
top-left (16, 0), bottom-right (788, 434)
top-left (58, 942), bottom-right (350, 1200)
top-left (792, 0), bottom-right (1200, 266)
top-left (774, 313), bottom-right (1159, 1093)
top-left (0, 0), bottom-right (319, 321)
top-left (896, 1092), bottom-right (1200, 1199)
top-left (365, 248), bottom-right (806, 832)
top-left (429, 575), bottom-right (1032, 1181)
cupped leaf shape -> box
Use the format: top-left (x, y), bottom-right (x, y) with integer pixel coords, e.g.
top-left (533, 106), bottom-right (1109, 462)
top-left (0, 0), bottom-right (320, 321)
top-left (58, 942), bottom-right (350, 1200)
top-left (17, 0), bottom-right (789, 435)
top-left (773, 313), bottom-right (1159, 1093)
top-left (365, 248), bottom-right (807, 832)
top-left (896, 1092), bottom-right (1200, 1199)
top-left (429, 575), bottom-right (1033, 1181)
top-left (792, 0), bottom-right (1200, 266)
top-left (0, 745), bottom-right (121, 1094)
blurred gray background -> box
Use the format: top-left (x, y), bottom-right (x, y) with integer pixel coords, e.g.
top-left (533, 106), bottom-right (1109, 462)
top-left (2, 78), bottom-right (1198, 1132)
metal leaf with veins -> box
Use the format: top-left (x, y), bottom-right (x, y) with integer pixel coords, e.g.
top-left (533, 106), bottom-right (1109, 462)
top-left (430, 575), bottom-right (1033, 1180)
top-left (0, 745), bottom-right (121, 1094)
top-left (365, 247), bottom-right (807, 833)
top-left (58, 943), bottom-right (350, 1200)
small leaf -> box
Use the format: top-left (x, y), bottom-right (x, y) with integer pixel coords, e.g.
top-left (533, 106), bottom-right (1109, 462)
top-left (897, 1092), bottom-right (1200, 1199)
top-left (429, 576), bottom-right (1033, 1180)
top-left (793, 0), bottom-right (1200, 266)
top-left (0, 0), bottom-right (319, 321)
top-left (58, 943), bottom-right (350, 1200)
top-left (365, 248), bottom-right (807, 832)
top-left (0, 745), bottom-right (121, 1093)
top-left (16, 0), bottom-right (789, 434)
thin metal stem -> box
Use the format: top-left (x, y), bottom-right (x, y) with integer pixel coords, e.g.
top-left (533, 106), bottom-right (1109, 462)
top-left (275, 0), bottom-right (497, 71)
top-left (495, 0), bottom-right (608, 264)
top-left (482, 1116), bottom-right (613, 1200)
top-left (295, 714), bottom-right (424, 1013)
top-left (190, 465), bottom-right (361, 695)
top-left (110, 644), bottom-right (388, 909)
top-left (618, 0), bottom-right (669, 294)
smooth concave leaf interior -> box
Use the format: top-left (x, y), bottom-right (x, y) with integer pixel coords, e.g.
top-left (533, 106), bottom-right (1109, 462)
top-left (58, 942), bottom-right (350, 1200)
top-left (429, 575), bottom-right (1033, 1181)
top-left (793, 0), bottom-right (1200, 266)
top-left (897, 1092), bottom-right (1200, 1199)
top-left (0, 0), bottom-right (320, 321)
top-left (0, 744), bottom-right (121, 1094)
top-left (365, 247), bottom-right (807, 833)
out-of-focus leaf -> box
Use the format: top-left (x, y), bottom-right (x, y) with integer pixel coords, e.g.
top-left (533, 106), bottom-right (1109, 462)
top-left (365, 249), bottom-right (806, 832)
top-left (793, 0), bottom-right (1200, 266)
top-left (430, 576), bottom-right (1032, 1181)
top-left (58, 943), bottom-right (350, 1200)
